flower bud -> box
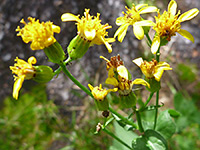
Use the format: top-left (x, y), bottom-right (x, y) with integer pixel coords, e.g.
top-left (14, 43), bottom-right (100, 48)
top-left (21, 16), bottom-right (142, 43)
top-left (67, 35), bottom-right (90, 62)
top-left (43, 41), bottom-right (65, 64)
top-left (95, 98), bottom-right (109, 111)
top-left (119, 91), bottom-right (137, 109)
top-left (145, 78), bottom-right (161, 93)
top-left (33, 65), bottom-right (54, 83)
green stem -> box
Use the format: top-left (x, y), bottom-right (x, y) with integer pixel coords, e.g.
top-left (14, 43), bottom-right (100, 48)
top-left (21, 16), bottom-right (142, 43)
top-left (156, 47), bottom-right (160, 62)
top-left (154, 48), bottom-right (160, 129)
top-left (135, 110), bottom-right (144, 132)
top-left (53, 57), bottom-right (71, 76)
top-left (139, 92), bottom-right (154, 112)
top-left (108, 107), bottom-right (137, 129)
top-left (154, 91), bottom-right (159, 129)
top-left (60, 62), bottom-right (93, 98)
top-left (102, 127), bottom-right (133, 150)
top-left (146, 33), bottom-right (152, 46)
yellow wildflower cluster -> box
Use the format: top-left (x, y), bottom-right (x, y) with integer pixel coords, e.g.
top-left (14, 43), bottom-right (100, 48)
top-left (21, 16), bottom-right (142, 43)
top-left (10, 0), bottom-right (199, 110)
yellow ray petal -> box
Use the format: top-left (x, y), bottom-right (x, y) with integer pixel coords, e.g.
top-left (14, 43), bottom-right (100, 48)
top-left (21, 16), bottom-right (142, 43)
top-left (139, 6), bottom-right (158, 14)
top-left (178, 29), bottom-right (194, 43)
top-left (114, 24), bottom-right (129, 42)
top-left (168, 0), bottom-right (177, 16)
top-left (178, 8), bottom-right (199, 22)
top-left (28, 56), bottom-right (37, 65)
top-left (133, 24), bottom-right (144, 40)
top-left (61, 13), bottom-right (80, 22)
top-left (156, 62), bottom-right (171, 68)
top-left (117, 65), bottom-right (128, 80)
top-left (151, 36), bottom-right (160, 54)
top-left (13, 76), bottom-right (25, 100)
top-left (132, 57), bottom-right (143, 67)
top-left (105, 77), bottom-right (119, 86)
top-left (88, 84), bottom-right (94, 91)
top-left (132, 78), bottom-right (150, 88)
top-left (116, 17), bottom-right (126, 26)
top-left (107, 88), bottom-right (118, 93)
top-left (134, 20), bottom-right (156, 26)
top-left (100, 36), bottom-right (113, 53)
top-left (153, 70), bottom-right (164, 82)
top-left (135, 4), bottom-right (148, 11)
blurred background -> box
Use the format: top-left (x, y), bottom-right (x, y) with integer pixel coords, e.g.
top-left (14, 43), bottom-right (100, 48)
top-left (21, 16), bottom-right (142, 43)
top-left (0, 0), bottom-right (200, 149)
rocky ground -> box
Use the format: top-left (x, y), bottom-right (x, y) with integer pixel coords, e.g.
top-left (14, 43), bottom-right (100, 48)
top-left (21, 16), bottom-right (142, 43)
top-left (0, 0), bottom-right (200, 117)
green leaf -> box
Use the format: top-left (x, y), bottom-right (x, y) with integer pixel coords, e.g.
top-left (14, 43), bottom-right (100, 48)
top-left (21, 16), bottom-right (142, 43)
top-left (156, 110), bottom-right (176, 139)
top-left (109, 121), bottom-right (138, 150)
top-left (168, 109), bottom-right (181, 118)
top-left (132, 129), bottom-right (168, 150)
top-left (112, 114), bottom-right (135, 131)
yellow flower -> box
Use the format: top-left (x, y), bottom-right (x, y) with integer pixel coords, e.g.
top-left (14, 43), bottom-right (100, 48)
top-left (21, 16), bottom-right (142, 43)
top-left (114, 3), bottom-right (157, 42)
top-left (88, 84), bottom-right (117, 101)
top-left (16, 17), bottom-right (61, 50)
top-left (133, 57), bottom-right (172, 81)
top-left (151, 0), bottom-right (199, 54)
top-left (101, 55), bottom-right (150, 95)
top-left (10, 56), bottom-right (37, 99)
top-left (61, 9), bottom-right (115, 53)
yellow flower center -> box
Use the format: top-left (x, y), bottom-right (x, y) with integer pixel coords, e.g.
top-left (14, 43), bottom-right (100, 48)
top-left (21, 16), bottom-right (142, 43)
top-left (140, 59), bottom-right (158, 79)
top-left (16, 17), bottom-right (60, 50)
top-left (153, 11), bottom-right (181, 41)
top-left (118, 76), bottom-right (133, 95)
top-left (77, 9), bottom-right (112, 43)
top-left (123, 5), bottom-right (141, 25)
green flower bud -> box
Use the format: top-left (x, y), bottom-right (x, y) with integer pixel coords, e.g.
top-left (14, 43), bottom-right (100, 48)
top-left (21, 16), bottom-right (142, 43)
top-left (67, 35), bottom-right (90, 62)
top-left (43, 41), bottom-right (65, 64)
top-left (33, 65), bottom-right (54, 83)
top-left (119, 91), bottom-right (137, 109)
top-left (145, 78), bottom-right (161, 93)
top-left (95, 98), bottom-right (109, 111)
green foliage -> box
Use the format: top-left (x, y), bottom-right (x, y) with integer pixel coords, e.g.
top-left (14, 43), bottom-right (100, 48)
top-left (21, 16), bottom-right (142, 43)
top-left (132, 129), bottom-right (168, 150)
top-left (109, 121), bottom-right (137, 150)
top-left (176, 63), bottom-right (197, 83)
top-left (169, 92), bottom-right (200, 150)
top-left (155, 110), bottom-right (176, 139)
top-left (0, 85), bottom-right (64, 150)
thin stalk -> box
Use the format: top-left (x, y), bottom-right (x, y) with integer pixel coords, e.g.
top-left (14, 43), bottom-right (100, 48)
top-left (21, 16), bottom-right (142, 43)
top-left (135, 110), bottom-right (144, 132)
top-left (102, 127), bottom-right (133, 150)
top-left (53, 57), bottom-right (71, 76)
top-left (154, 48), bottom-right (160, 129)
top-left (154, 91), bottom-right (159, 129)
top-left (108, 107), bottom-right (137, 129)
top-left (146, 33), bottom-right (152, 46)
top-left (156, 47), bottom-right (160, 62)
top-left (60, 62), bottom-right (93, 98)
top-left (139, 92), bottom-right (154, 112)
